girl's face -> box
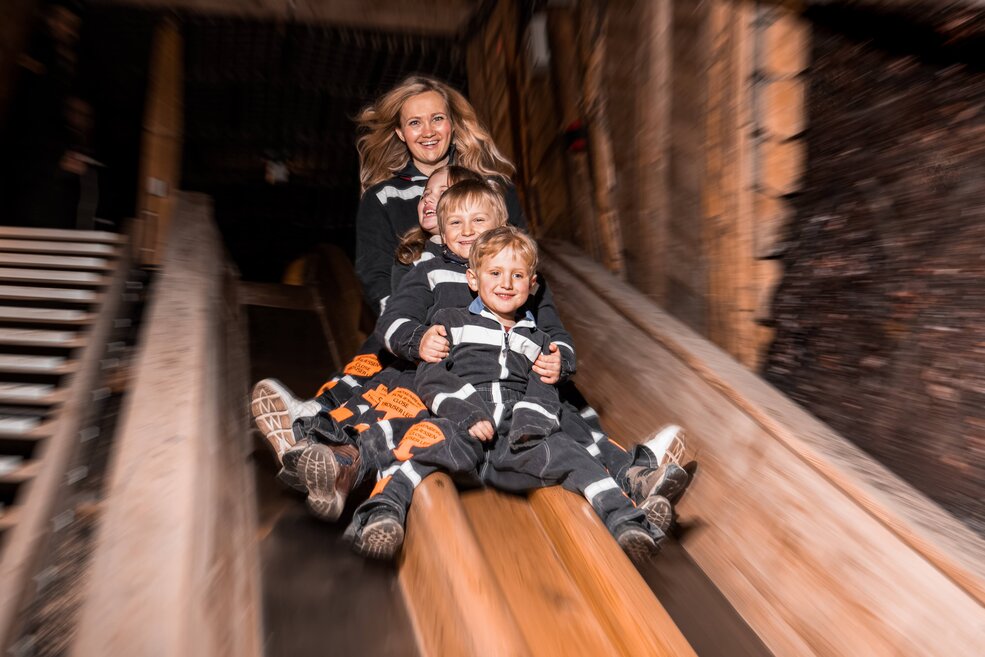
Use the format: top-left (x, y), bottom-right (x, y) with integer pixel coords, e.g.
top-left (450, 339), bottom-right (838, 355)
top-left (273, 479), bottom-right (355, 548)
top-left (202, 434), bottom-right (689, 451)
top-left (440, 199), bottom-right (500, 259)
top-left (396, 91), bottom-right (453, 176)
top-left (418, 168), bottom-right (450, 235)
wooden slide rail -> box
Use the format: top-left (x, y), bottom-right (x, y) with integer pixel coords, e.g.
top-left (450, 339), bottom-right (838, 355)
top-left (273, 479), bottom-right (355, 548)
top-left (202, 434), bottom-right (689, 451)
top-left (399, 477), bottom-right (697, 656)
top-left (540, 239), bottom-right (985, 656)
top-left (70, 193), bottom-right (262, 657)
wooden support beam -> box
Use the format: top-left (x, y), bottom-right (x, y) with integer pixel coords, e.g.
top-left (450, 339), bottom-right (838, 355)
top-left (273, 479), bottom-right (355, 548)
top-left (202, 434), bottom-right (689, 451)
top-left (541, 240), bottom-right (985, 657)
top-left (136, 19), bottom-right (184, 268)
top-left (545, 7), bottom-right (602, 263)
top-left (577, 0), bottom-right (626, 277)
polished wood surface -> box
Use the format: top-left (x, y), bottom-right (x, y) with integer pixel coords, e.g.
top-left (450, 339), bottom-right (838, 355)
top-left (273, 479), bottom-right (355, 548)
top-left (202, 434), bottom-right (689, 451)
top-left (541, 239), bottom-right (985, 656)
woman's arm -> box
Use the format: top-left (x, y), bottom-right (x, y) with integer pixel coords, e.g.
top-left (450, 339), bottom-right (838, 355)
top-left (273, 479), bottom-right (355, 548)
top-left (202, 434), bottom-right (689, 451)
top-left (373, 264), bottom-right (435, 362)
top-left (355, 191), bottom-right (399, 315)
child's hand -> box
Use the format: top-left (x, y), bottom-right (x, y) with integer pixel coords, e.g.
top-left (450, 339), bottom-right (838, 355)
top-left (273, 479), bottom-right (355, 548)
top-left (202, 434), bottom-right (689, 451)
top-left (532, 343), bottom-right (562, 384)
top-left (419, 325), bottom-right (450, 362)
top-left (469, 420), bottom-right (495, 441)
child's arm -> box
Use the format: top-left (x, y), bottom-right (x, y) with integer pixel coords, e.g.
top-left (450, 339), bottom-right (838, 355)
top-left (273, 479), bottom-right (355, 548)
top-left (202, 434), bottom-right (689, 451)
top-left (509, 334), bottom-right (564, 446)
top-left (373, 263), bottom-right (436, 362)
top-left (415, 310), bottom-right (495, 436)
top-left (529, 275), bottom-right (577, 381)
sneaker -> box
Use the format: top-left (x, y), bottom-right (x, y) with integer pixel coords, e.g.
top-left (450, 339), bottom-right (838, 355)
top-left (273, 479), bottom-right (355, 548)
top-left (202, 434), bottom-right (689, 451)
top-left (251, 378), bottom-right (322, 464)
top-left (349, 506), bottom-right (405, 560)
top-left (638, 493), bottom-right (673, 533)
top-left (615, 522), bottom-right (661, 564)
top-left (641, 424), bottom-right (688, 467)
top-left (627, 462), bottom-right (691, 505)
top-left (296, 442), bottom-right (361, 521)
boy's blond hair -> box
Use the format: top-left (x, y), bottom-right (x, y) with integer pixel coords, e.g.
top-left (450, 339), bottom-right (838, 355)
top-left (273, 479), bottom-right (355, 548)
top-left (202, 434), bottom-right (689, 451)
top-left (469, 225), bottom-right (538, 274)
top-left (436, 179), bottom-right (508, 232)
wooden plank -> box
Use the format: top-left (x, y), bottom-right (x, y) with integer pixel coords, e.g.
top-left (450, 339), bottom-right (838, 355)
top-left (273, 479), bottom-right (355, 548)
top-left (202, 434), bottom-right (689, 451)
top-left (0, 416), bottom-right (50, 440)
top-left (460, 489), bottom-right (618, 657)
top-left (530, 488), bottom-right (699, 657)
top-left (0, 307), bottom-right (93, 325)
top-left (541, 241), bottom-right (985, 656)
top-left (0, 507), bottom-right (21, 533)
top-left (0, 253), bottom-right (111, 271)
top-left (0, 459), bottom-right (41, 485)
top-left (0, 329), bottom-right (84, 348)
top-left (0, 240), bottom-right (117, 257)
top-left (237, 281), bottom-right (314, 311)
top-left (398, 475), bottom-right (531, 657)
top-left (0, 285), bottom-right (99, 304)
top-left (0, 353), bottom-right (73, 375)
top-left (71, 193), bottom-right (262, 657)
top-left (0, 268), bottom-right (107, 287)
top-left (0, 384), bottom-right (64, 406)
top-left (0, 227), bottom-right (123, 244)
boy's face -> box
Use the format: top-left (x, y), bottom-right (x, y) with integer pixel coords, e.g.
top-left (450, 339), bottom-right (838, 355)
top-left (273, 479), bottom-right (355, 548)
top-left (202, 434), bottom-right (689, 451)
top-left (467, 246), bottom-right (536, 325)
top-left (440, 199), bottom-right (500, 259)
top-left (417, 168), bottom-right (449, 235)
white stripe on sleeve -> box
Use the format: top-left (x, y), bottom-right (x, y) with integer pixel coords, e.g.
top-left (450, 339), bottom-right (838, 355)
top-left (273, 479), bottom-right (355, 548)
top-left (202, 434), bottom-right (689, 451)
top-left (384, 318), bottom-right (410, 351)
top-left (583, 478), bottom-right (619, 504)
top-left (432, 383), bottom-right (478, 413)
top-left (513, 401), bottom-right (557, 421)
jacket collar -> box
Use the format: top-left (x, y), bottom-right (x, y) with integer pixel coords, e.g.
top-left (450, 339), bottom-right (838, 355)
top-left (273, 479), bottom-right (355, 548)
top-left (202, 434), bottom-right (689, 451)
top-left (468, 297), bottom-right (536, 329)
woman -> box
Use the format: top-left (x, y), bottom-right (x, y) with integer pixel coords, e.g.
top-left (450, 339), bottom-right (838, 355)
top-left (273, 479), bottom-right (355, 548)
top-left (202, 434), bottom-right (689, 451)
top-left (353, 75), bottom-right (525, 315)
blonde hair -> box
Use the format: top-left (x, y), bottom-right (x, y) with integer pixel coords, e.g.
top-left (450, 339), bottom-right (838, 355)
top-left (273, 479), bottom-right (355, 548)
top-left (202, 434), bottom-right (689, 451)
top-left (355, 76), bottom-right (515, 193)
top-left (469, 225), bottom-right (539, 274)
top-left (396, 166), bottom-right (483, 265)
top-left (436, 179), bottom-right (508, 233)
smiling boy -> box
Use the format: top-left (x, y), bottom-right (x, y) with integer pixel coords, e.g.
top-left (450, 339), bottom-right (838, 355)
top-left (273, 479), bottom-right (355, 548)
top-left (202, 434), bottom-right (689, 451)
top-left (345, 226), bottom-right (666, 562)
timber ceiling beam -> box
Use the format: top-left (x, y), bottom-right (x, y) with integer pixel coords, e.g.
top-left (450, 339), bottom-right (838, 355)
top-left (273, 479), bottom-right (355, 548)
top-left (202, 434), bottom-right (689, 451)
top-left (89, 0), bottom-right (482, 35)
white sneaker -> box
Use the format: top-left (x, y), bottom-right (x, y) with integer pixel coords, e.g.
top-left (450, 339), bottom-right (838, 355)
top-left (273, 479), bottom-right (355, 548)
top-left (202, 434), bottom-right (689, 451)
top-left (641, 424), bottom-right (687, 467)
top-left (250, 378), bottom-right (322, 463)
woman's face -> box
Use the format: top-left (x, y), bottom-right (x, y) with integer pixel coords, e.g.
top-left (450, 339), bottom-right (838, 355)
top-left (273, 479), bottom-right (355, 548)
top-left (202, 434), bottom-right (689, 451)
top-left (418, 168), bottom-right (450, 235)
top-left (396, 91), bottom-right (453, 175)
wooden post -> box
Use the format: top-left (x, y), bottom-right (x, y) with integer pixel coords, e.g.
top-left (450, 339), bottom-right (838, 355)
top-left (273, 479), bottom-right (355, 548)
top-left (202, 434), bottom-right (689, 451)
top-left (577, 0), bottom-right (625, 277)
top-left (631, 0), bottom-right (673, 304)
top-left (545, 7), bottom-right (602, 263)
top-left (136, 19), bottom-right (183, 267)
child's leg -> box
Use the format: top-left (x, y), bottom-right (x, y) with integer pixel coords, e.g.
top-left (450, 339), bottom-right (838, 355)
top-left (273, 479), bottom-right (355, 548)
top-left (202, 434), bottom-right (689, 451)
top-left (485, 432), bottom-right (665, 563)
top-left (345, 418), bottom-right (483, 559)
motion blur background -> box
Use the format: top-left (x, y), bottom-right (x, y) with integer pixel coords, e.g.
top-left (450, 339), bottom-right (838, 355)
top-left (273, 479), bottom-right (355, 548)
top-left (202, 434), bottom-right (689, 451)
top-left (0, 1), bottom-right (983, 653)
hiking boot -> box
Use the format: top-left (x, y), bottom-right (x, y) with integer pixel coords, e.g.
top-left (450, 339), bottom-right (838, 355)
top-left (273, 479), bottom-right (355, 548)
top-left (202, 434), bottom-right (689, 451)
top-left (638, 493), bottom-right (673, 533)
top-left (349, 506), bottom-right (405, 560)
top-left (615, 522), bottom-right (662, 565)
top-left (251, 378), bottom-right (322, 464)
top-left (627, 462), bottom-right (691, 506)
top-left (296, 442), bottom-right (360, 521)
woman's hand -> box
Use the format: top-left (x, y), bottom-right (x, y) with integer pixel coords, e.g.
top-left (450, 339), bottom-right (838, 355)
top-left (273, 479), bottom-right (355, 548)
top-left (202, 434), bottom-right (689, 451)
top-left (469, 420), bottom-right (495, 441)
top-left (532, 343), bottom-right (562, 384)
top-left (419, 324), bottom-right (450, 363)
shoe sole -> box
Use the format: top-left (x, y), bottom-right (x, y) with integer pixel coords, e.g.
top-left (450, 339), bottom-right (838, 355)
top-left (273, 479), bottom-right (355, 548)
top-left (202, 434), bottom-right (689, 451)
top-left (297, 445), bottom-right (345, 521)
top-left (639, 495), bottom-right (673, 533)
top-left (251, 380), bottom-right (296, 464)
top-left (353, 516), bottom-right (404, 560)
top-left (648, 465), bottom-right (691, 504)
top-left (618, 527), bottom-right (659, 565)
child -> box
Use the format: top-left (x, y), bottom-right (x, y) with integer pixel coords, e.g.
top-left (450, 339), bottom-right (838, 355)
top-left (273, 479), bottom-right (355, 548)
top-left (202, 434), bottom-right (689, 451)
top-left (251, 165), bottom-right (484, 489)
top-left (345, 226), bottom-right (666, 563)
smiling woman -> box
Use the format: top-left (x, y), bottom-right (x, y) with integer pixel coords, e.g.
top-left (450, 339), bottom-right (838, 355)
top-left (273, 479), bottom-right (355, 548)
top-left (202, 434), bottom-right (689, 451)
top-left (352, 76), bottom-right (526, 315)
